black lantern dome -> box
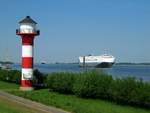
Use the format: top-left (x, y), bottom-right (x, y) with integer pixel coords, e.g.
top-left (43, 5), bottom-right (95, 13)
top-left (19, 16), bottom-right (37, 24)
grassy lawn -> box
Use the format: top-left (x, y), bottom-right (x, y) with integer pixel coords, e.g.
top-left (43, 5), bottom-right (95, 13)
top-left (0, 81), bottom-right (19, 91)
top-left (0, 81), bottom-right (150, 113)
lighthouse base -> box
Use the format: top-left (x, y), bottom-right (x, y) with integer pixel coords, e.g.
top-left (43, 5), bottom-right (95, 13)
top-left (20, 80), bottom-right (33, 91)
top-left (20, 87), bottom-right (34, 91)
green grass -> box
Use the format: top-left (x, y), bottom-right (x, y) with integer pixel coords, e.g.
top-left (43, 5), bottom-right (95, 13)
top-left (0, 81), bottom-right (19, 91)
top-left (0, 81), bottom-right (150, 113)
top-left (9, 89), bottom-right (150, 113)
top-left (11, 89), bottom-right (150, 113)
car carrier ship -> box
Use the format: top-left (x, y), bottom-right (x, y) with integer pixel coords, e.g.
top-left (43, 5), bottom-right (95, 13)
top-left (79, 54), bottom-right (115, 68)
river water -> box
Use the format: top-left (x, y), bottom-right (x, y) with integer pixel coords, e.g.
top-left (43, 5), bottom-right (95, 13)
top-left (12, 63), bottom-right (150, 82)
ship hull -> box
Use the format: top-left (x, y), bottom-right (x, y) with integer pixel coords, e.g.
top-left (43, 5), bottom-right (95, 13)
top-left (79, 62), bottom-right (114, 68)
top-left (96, 62), bottom-right (114, 68)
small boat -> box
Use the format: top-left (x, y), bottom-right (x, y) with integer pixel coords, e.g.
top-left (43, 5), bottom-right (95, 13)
top-left (41, 61), bottom-right (46, 64)
top-left (79, 54), bottom-right (115, 68)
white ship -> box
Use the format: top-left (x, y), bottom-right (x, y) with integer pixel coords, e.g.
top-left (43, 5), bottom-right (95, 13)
top-left (79, 54), bottom-right (115, 68)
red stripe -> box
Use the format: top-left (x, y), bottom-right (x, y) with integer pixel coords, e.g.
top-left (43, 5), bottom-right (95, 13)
top-left (21, 80), bottom-right (32, 87)
top-left (22, 36), bottom-right (34, 45)
top-left (17, 32), bottom-right (37, 35)
top-left (22, 57), bottom-right (33, 68)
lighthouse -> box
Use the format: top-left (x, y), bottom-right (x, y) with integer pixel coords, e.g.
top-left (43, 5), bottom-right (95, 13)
top-left (16, 16), bottom-right (40, 91)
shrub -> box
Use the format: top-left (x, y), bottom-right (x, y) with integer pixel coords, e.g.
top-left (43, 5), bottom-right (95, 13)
top-left (10, 70), bottom-right (21, 84)
top-left (46, 72), bottom-right (75, 94)
top-left (33, 69), bottom-right (46, 88)
top-left (0, 70), bottom-right (21, 84)
top-left (73, 71), bottom-right (98, 98)
top-left (110, 77), bottom-right (138, 103)
top-left (73, 70), bottom-right (113, 99)
top-left (134, 81), bottom-right (150, 108)
top-left (110, 77), bottom-right (150, 108)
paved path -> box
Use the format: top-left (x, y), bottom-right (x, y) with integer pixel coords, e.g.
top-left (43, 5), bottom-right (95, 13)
top-left (0, 91), bottom-right (70, 113)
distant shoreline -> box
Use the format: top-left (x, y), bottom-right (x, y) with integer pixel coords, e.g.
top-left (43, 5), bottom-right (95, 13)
top-left (115, 63), bottom-right (150, 65)
top-left (1, 61), bottom-right (150, 66)
top-left (0, 61), bottom-right (14, 64)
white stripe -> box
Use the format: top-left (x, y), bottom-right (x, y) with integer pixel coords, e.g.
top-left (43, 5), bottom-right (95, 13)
top-left (22, 45), bottom-right (33, 57)
top-left (22, 68), bottom-right (33, 80)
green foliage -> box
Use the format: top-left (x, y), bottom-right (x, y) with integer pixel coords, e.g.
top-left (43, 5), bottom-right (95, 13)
top-left (46, 70), bottom-right (150, 108)
top-left (46, 72), bottom-right (75, 94)
top-left (0, 69), bottom-right (46, 88)
top-left (73, 71), bottom-right (113, 99)
top-left (110, 77), bottom-right (150, 108)
top-left (0, 70), bottom-right (21, 84)
top-left (110, 77), bottom-right (139, 102)
top-left (33, 69), bottom-right (46, 88)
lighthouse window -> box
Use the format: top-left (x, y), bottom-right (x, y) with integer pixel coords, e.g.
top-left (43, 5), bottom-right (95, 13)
top-left (20, 25), bottom-right (34, 33)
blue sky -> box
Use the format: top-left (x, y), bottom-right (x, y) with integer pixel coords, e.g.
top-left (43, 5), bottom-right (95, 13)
top-left (0, 0), bottom-right (150, 63)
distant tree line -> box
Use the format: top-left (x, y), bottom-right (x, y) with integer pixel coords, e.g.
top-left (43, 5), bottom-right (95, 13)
top-left (0, 61), bottom-right (14, 64)
top-left (116, 62), bottom-right (150, 65)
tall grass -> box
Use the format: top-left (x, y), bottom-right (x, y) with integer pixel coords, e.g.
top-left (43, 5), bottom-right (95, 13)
top-left (46, 72), bottom-right (76, 94)
top-left (73, 71), bottom-right (113, 99)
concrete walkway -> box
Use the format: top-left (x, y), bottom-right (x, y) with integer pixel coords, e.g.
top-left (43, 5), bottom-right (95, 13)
top-left (0, 91), bottom-right (70, 113)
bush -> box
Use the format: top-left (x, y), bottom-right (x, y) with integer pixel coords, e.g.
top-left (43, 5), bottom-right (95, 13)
top-left (10, 70), bottom-right (21, 84)
top-left (110, 77), bottom-right (138, 103)
top-left (110, 77), bottom-right (150, 108)
top-left (0, 70), bottom-right (21, 84)
top-left (134, 81), bottom-right (150, 108)
top-left (33, 69), bottom-right (46, 88)
top-left (46, 72), bottom-right (75, 94)
top-left (73, 71), bottom-right (113, 99)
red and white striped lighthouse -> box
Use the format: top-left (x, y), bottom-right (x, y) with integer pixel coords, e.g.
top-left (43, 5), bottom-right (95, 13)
top-left (16, 16), bottom-right (40, 91)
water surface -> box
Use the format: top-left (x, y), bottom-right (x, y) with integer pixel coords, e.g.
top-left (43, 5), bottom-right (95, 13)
top-left (12, 63), bottom-right (150, 82)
